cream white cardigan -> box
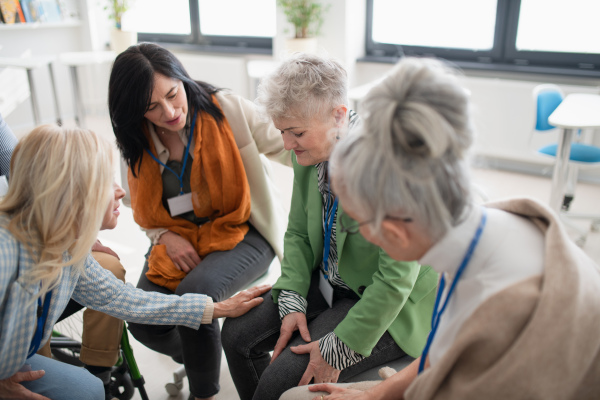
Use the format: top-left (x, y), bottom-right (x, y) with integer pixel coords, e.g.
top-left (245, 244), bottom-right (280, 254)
top-left (121, 91), bottom-right (291, 260)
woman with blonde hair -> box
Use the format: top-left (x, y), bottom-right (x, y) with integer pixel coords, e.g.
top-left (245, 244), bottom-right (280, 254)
top-left (285, 57), bottom-right (600, 400)
top-left (0, 125), bottom-right (270, 400)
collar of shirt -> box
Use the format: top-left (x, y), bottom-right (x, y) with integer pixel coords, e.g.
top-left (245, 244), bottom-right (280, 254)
top-left (419, 205), bottom-right (483, 278)
top-left (147, 119), bottom-right (195, 168)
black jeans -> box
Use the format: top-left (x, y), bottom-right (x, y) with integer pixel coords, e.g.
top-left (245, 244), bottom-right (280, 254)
top-left (128, 225), bottom-right (275, 398)
top-left (221, 271), bottom-right (406, 400)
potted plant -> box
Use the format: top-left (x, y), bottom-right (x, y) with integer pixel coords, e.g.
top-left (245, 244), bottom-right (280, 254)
top-left (106, 0), bottom-right (137, 54)
top-left (278, 0), bottom-right (329, 55)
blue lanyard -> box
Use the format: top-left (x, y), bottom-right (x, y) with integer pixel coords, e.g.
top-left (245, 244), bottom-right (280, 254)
top-left (145, 112), bottom-right (197, 195)
top-left (27, 290), bottom-right (52, 358)
top-left (322, 194), bottom-right (338, 279)
top-left (418, 208), bottom-right (487, 373)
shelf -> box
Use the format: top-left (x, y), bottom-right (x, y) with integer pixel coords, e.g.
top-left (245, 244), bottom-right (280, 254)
top-left (0, 20), bottom-right (81, 31)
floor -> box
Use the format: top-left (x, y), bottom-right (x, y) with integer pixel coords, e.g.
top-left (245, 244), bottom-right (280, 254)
top-left (40, 115), bottom-right (600, 400)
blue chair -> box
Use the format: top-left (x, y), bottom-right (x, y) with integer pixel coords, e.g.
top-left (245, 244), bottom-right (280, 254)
top-left (533, 84), bottom-right (600, 245)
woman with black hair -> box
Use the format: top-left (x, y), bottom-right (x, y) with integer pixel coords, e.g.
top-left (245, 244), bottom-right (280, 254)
top-left (108, 43), bottom-right (290, 400)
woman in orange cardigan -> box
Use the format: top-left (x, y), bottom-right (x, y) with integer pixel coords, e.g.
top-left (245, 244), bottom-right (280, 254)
top-left (108, 43), bottom-right (290, 400)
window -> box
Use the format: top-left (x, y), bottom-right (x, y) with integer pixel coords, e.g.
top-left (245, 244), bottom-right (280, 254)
top-left (372, 0), bottom-right (497, 51)
top-left (366, 0), bottom-right (600, 75)
top-left (128, 0), bottom-right (276, 52)
top-left (125, 0), bottom-right (192, 36)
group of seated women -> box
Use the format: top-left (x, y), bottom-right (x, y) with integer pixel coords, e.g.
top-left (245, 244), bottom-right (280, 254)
top-left (1, 43), bottom-right (599, 400)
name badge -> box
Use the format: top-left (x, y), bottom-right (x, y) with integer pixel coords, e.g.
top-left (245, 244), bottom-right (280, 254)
top-left (319, 270), bottom-right (334, 308)
top-left (167, 192), bottom-right (194, 217)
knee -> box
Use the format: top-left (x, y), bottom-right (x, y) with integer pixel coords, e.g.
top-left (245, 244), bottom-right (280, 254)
top-left (80, 372), bottom-right (105, 400)
top-left (221, 316), bottom-right (244, 353)
top-left (175, 275), bottom-right (218, 299)
top-left (127, 321), bottom-right (168, 343)
top-left (93, 251), bottom-right (126, 282)
top-left (108, 261), bottom-right (126, 282)
top-left (67, 368), bottom-right (105, 400)
top-left (221, 312), bottom-right (258, 354)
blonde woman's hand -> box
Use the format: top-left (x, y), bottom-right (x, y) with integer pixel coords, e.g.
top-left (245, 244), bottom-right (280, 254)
top-left (158, 231), bottom-right (202, 273)
top-left (0, 370), bottom-right (50, 399)
top-left (213, 284), bottom-right (272, 319)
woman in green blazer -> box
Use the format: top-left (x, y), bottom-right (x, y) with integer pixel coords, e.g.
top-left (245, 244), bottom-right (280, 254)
top-left (221, 53), bottom-right (438, 400)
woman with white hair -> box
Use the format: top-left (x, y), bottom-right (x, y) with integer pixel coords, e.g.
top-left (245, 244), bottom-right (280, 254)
top-left (221, 53), bottom-right (438, 400)
top-left (292, 57), bottom-right (600, 400)
top-left (0, 125), bottom-right (270, 400)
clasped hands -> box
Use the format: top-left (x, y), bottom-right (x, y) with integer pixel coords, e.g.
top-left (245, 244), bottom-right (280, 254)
top-left (271, 312), bottom-right (341, 386)
top-left (159, 231), bottom-right (202, 273)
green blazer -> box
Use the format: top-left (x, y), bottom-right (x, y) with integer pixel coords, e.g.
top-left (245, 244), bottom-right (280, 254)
top-left (272, 155), bottom-right (438, 358)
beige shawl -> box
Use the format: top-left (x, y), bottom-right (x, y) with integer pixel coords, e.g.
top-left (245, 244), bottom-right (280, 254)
top-left (406, 198), bottom-right (600, 400)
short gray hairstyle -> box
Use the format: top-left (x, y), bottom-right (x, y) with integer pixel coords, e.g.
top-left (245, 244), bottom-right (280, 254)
top-left (330, 57), bottom-right (474, 240)
top-left (256, 53), bottom-right (348, 121)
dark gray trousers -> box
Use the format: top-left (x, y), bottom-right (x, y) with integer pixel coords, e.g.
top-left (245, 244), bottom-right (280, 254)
top-left (128, 225), bottom-right (275, 398)
top-left (221, 270), bottom-right (406, 400)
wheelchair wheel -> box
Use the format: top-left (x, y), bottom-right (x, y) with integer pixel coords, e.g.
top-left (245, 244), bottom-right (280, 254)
top-left (110, 363), bottom-right (135, 400)
top-left (50, 347), bottom-right (84, 367)
top-left (49, 332), bottom-right (84, 367)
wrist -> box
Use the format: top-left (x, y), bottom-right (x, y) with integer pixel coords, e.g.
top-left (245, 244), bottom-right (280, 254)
top-left (153, 230), bottom-right (170, 245)
top-left (201, 297), bottom-right (214, 324)
top-left (213, 301), bottom-right (225, 319)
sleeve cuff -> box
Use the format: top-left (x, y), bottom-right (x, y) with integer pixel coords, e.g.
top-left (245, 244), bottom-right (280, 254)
top-left (145, 228), bottom-right (169, 245)
top-left (201, 297), bottom-right (214, 324)
top-left (319, 332), bottom-right (366, 370)
top-left (277, 290), bottom-right (307, 320)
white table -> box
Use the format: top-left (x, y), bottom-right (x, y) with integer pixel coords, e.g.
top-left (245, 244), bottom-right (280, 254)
top-left (58, 51), bottom-right (116, 128)
top-left (348, 80), bottom-right (382, 112)
top-left (246, 59), bottom-right (279, 100)
top-left (547, 93), bottom-right (600, 212)
top-left (0, 56), bottom-right (61, 126)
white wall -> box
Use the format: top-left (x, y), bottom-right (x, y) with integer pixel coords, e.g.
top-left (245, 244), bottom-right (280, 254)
top-left (353, 61), bottom-right (600, 181)
top-left (0, 23), bottom-right (86, 130)
top-left (3, 0), bottom-right (600, 184)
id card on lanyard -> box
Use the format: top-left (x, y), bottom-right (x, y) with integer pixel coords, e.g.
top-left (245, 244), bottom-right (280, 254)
top-left (28, 290), bottom-right (52, 358)
top-left (320, 195), bottom-right (338, 308)
top-left (418, 208), bottom-right (487, 373)
top-left (146, 112), bottom-right (197, 217)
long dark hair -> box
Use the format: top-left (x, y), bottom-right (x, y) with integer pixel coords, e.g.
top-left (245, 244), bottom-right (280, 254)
top-left (108, 42), bottom-right (223, 176)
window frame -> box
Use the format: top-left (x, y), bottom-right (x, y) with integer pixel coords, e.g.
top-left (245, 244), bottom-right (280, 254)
top-left (137, 0), bottom-right (273, 53)
top-left (502, 0), bottom-right (600, 70)
top-left (365, 0), bottom-right (600, 76)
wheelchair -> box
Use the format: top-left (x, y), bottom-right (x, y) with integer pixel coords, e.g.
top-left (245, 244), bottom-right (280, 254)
top-left (50, 301), bottom-right (149, 400)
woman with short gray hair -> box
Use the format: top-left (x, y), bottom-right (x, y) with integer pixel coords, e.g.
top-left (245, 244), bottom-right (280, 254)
top-left (222, 53), bottom-right (438, 400)
top-left (291, 57), bottom-right (600, 400)
top-left (256, 53), bottom-right (348, 123)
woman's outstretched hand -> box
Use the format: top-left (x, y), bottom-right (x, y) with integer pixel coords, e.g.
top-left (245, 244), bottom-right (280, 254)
top-left (213, 284), bottom-right (272, 319)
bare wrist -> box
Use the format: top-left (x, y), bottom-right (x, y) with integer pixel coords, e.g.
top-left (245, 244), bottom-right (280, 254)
top-left (153, 230), bottom-right (169, 245)
top-left (213, 301), bottom-right (224, 319)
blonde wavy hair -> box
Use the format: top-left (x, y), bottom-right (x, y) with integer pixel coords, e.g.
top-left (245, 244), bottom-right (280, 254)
top-left (0, 125), bottom-right (114, 300)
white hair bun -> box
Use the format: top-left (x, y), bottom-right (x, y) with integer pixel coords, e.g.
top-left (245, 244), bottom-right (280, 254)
top-left (362, 57), bottom-right (473, 164)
